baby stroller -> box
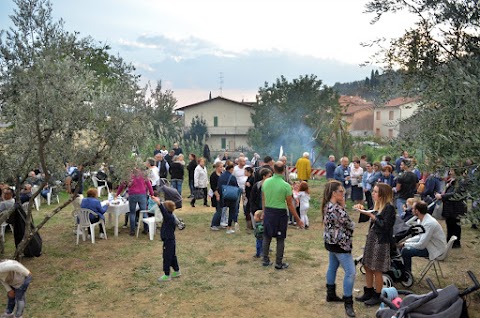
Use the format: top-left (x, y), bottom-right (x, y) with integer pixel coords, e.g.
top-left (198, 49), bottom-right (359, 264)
top-left (355, 216), bottom-right (425, 288)
top-left (376, 271), bottom-right (480, 318)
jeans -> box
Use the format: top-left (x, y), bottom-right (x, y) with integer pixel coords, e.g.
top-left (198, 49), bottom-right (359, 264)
top-left (401, 247), bottom-right (429, 273)
top-left (40, 188), bottom-right (49, 199)
top-left (396, 198), bottom-right (407, 217)
top-left (256, 238), bottom-right (263, 257)
top-left (128, 194), bottom-right (147, 233)
top-left (326, 252), bottom-right (356, 297)
top-left (6, 274), bottom-right (32, 317)
top-left (171, 179), bottom-right (183, 195)
top-left (189, 179), bottom-right (195, 196)
top-left (223, 199), bottom-right (238, 227)
top-left (211, 202), bottom-right (222, 227)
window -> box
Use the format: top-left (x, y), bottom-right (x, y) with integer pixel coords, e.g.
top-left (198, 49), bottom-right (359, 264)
top-left (376, 111), bottom-right (381, 120)
top-left (389, 111), bottom-right (394, 120)
top-left (388, 129), bottom-right (393, 138)
top-left (213, 116), bottom-right (218, 127)
top-left (376, 128), bottom-right (380, 136)
top-left (221, 138), bottom-right (226, 149)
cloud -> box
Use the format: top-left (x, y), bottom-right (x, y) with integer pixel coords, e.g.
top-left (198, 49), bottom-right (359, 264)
top-left (115, 33), bottom-right (373, 94)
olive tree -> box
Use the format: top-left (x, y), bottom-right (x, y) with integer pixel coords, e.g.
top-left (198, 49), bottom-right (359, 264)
top-left (365, 0), bottom-right (480, 220)
top-left (0, 0), bottom-right (150, 258)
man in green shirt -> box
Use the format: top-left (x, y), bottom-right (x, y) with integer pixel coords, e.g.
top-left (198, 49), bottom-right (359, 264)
top-left (262, 161), bottom-right (304, 269)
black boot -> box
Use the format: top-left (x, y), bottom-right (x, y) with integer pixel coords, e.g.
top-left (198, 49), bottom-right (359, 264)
top-left (364, 292), bottom-right (381, 306)
top-left (326, 284), bottom-right (343, 302)
top-left (355, 286), bottom-right (374, 302)
top-left (343, 296), bottom-right (356, 317)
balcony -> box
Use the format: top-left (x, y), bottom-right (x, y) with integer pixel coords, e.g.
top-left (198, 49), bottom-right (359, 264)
top-left (208, 126), bottom-right (252, 135)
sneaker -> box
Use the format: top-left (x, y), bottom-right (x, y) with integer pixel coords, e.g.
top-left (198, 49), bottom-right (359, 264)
top-left (158, 275), bottom-right (171, 282)
top-left (87, 234), bottom-right (91, 240)
top-left (226, 229), bottom-right (235, 234)
top-left (262, 260), bottom-right (272, 267)
top-left (178, 222), bottom-right (186, 230)
top-left (129, 231), bottom-right (135, 236)
top-left (122, 225), bottom-right (128, 229)
top-left (0, 312), bottom-right (14, 318)
top-left (99, 233), bottom-right (105, 239)
top-left (288, 221), bottom-right (293, 225)
top-left (253, 254), bottom-right (261, 258)
top-left (210, 226), bottom-right (220, 231)
top-left (275, 263), bottom-right (289, 270)
top-left (171, 271), bottom-right (181, 278)
top-left (234, 222), bottom-right (240, 232)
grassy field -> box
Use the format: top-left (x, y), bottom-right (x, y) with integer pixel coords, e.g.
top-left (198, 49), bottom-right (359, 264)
top-left (5, 180), bottom-right (480, 318)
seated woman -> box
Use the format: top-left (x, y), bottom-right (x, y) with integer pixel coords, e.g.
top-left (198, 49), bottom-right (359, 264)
top-left (80, 188), bottom-right (109, 239)
top-left (0, 189), bottom-right (15, 214)
top-left (19, 184), bottom-right (32, 204)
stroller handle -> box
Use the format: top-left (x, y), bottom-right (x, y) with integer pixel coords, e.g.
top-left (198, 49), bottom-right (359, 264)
top-left (459, 271), bottom-right (480, 297)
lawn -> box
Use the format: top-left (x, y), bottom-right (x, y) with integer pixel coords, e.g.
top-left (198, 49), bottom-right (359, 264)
top-left (5, 180), bottom-right (480, 318)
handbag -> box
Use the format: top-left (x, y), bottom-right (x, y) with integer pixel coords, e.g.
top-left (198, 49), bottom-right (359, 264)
top-left (222, 175), bottom-right (241, 201)
top-left (432, 201), bottom-right (444, 220)
top-left (194, 187), bottom-right (204, 199)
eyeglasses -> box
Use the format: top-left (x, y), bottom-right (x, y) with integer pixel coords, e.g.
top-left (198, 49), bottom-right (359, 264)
top-left (336, 189), bottom-right (345, 193)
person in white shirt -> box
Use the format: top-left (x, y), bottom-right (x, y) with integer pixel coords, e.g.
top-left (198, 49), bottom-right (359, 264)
top-left (233, 156), bottom-right (248, 191)
top-left (399, 200), bottom-right (447, 273)
top-left (146, 158), bottom-right (160, 190)
top-left (0, 260), bottom-right (32, 318)
top-left (191, 158), bottom-right (209, 207)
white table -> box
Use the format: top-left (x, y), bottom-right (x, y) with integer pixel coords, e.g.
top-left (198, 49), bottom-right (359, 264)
top-left (103, 200), bottom-right (130, 237)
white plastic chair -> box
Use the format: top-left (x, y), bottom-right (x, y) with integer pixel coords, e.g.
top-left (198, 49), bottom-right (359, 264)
top-left (417, 235), bottom-right (457, 285)
top-left (32, 185), bottom-right (40, 211)
top-left (0, 223), bottom-right (13, 243)
top-left (91, 175), bottom-right (109, 197)
top-left (136, 206), bottom-right (158, 240)
top-left (76, 208), bottom-right (107, 244)
top-left (45, 186), bottom-right (59, 205)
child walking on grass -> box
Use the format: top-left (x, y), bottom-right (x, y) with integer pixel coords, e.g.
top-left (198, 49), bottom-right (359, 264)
top-left (151, 199), bottom-right (181, 282)
top-left (253, 210), bottom-right (264, 258)
top-left (296, 181), bottom-right (311, 229)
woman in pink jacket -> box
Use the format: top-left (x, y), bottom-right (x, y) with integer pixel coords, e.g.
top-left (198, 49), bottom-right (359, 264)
top-left (116, 168), bottom-right (154, 236)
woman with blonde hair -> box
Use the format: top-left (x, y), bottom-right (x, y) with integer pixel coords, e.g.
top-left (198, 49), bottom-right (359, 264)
top-left (354, 183), bottom-right (396, 306)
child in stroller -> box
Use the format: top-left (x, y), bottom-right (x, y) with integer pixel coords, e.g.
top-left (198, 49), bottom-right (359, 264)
top-left (355, 216), bottom-right (425, 288)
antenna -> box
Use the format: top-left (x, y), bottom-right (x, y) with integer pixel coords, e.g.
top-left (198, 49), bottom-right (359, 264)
top-left (219, 72), bottom-right (224, 97)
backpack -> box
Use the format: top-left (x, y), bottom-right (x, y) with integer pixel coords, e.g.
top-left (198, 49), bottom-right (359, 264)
top-left (254, 223), bottom-right (264, 240)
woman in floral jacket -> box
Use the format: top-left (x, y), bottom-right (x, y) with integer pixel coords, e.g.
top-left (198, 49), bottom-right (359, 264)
top-left (322, 180), bottom-right (356, 317)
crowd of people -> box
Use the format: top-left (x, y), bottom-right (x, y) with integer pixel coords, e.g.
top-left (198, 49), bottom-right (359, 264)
top-left (0, 143), bottom-right (477, 317)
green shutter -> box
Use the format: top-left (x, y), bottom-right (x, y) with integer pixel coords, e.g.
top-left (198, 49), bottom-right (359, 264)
top-left (214, 116), bottom-right (218, 127)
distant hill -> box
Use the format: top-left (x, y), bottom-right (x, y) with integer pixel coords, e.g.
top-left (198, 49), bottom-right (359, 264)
top-left (332, 69), bottom-right (406, 103)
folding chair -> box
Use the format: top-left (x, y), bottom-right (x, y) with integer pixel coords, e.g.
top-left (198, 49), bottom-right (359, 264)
top-left (417, 235), bottom-right (457, 285)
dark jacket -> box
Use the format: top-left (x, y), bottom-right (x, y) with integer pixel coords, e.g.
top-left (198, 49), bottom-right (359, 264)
top-left (157, 159), bottom-right (168, 179)
top-left (370, 204), bottom-right (396, 244)
top-left (217, 171), bottom-right (238, 202)
top-left (159, 203), bottom-right (176, 241)
top-left (169, 162), bottom-right (184, 180)
top-left (187, 159), bottom-right (197, 181)
top-left (249, 181), bottom-right (263, 214)
top-left (253, 165), bottom-right (273, 183)
top-left (210, 171), bottom-right (221, 207)
top-left (441, 178), bottom-right (467, 218)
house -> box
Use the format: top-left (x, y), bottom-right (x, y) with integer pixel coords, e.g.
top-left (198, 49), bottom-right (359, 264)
top-left (340, 96), bottom-right (375, 136)
top-left (373, 97), bottom-right (419, 138)
top-left (176, 96), bottom-right (254, 151)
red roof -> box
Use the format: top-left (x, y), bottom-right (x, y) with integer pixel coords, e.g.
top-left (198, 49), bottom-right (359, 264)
top-left (383, 97), bottom-right (417, 107)
top-left (339, 96), bottom-right (374, 115)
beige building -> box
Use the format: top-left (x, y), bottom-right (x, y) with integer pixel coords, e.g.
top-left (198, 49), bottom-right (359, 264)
top-left (340, 96), bottom-right (375, 137)
top-left (176, 96), bottom-right (254, 151)
top-left (373, 97), bottom-right (419, 138)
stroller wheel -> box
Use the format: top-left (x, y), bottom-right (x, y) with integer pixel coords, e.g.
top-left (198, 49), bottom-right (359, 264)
top-left (400, 271), bottom-right (414, 288)
top-left (383, 274), bottom-right (394, 288)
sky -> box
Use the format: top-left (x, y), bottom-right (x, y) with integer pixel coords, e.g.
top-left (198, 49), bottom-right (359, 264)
top-left (0, 0), bottom-right (417, 107)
